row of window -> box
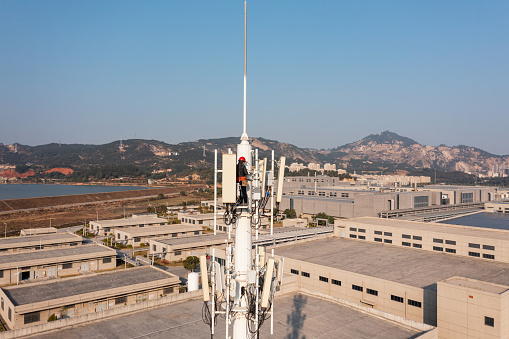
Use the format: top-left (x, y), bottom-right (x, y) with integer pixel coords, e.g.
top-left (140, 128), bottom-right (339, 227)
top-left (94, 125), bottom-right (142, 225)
top-left (291, 270), bottom-right (421, 308)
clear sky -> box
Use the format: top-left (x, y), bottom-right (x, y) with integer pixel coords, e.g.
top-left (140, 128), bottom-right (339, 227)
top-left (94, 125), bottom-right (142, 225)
top-left (1, 1), bottom-right (508, 155)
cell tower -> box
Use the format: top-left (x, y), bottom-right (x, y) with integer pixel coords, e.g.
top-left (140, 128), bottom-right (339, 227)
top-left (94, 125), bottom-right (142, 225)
top-left (200, 2), bottom-right (286, 338)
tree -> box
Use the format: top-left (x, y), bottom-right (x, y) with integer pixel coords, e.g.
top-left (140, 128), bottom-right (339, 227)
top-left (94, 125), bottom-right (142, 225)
top-left (313, 212), bottom-right (334, 225)
top-left (48, 314), bottom-right (58, 322)
top-left (183, 256), bottom-right (200, 272)
top-left (284, 209), bottom-right (297, 219)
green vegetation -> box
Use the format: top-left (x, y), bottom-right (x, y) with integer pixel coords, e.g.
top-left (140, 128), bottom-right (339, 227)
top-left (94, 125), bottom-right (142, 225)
top-left (313, 212), bottom-right (334, 225)
top-left (183, 256), bottom-right (200, 272)
top-left (284, 208), bottom-right (297, 219)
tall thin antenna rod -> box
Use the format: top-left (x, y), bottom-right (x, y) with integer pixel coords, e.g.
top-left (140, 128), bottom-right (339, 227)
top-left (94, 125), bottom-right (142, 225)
top-left (241, 0), bottom-right (248, 141)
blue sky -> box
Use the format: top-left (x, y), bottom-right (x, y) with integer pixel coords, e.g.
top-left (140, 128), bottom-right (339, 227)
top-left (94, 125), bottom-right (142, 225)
top-left (1, 1), bottom-right (508, 155)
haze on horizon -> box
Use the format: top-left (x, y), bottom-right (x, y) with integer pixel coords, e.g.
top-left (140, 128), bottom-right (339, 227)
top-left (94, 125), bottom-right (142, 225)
top-left (1, 1), bottom-right (508, 155)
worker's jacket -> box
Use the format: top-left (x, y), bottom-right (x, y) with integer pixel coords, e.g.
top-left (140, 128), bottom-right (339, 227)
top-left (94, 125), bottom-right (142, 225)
top-left (236, 162), bottom-right (248, 182)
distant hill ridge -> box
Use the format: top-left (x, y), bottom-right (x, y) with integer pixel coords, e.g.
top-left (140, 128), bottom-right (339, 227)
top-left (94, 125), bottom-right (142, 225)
top-left (1, 131), bottom-right (508, 175)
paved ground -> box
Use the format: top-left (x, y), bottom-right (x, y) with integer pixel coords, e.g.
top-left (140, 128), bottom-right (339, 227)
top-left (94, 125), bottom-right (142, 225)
top-left (30, 294), bottom-right (422, 339)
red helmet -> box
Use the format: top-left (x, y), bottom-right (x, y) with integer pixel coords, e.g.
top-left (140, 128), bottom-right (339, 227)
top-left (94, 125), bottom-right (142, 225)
top-left (239, 156), bottom-right (246, 162)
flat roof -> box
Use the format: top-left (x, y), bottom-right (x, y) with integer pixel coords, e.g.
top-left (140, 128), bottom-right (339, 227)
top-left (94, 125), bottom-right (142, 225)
top-left (91, 216), bottom-right (167, 227)
top-left (441, 277), bottom-right (509, 295)
top-left (2, 266), bottom-right (176, 306)
top-left (32, 293), bottom-right (422, 339)
top-left (0, 244), bottom-right (115, 269)
top-left (153, 234), bottom-right (229, 247)
top-left (117, 225), bottom-right (202, 236)
top-left (274, 237), bottom-right (509, 289)
top-left (345, 216), bottom-right (509, 242)
top-left (0, 233), bottom-right (81, 247)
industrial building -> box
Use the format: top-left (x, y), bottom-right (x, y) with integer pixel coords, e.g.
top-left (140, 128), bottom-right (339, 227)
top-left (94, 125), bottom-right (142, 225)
top-left (114, 225), bottom-right (203, 247)
top-left (485, 201), bottom-right (509, 213)
top-left (0, 244), bottom-right (116, 285)
top-left (178, 211), bottom-right (222, 227)
top-left (0, 266), bottom-right (180, 330)
top-left (20, 227), bottom-right (57, 236)
top-left (89, 215), bottom-right (168, 236)
top-left (0, 233), bottom-right (83, 252)
top-left (149, 234), bottom-right (231, 261)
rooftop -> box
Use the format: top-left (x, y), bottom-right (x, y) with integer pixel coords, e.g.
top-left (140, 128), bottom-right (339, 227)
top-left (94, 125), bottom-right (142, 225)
top-left (153, 234), bottom-right (229, 247)
top-left (2, 266), bottom-right (176, 306)
top-left (274, 237), bottom-right (509, 290)
top-left (91, 216), bottom-right (167, 227)
top-left (0, 233), bottom-right (80, 247)
top-left (0, 244), bottom-right (114, 268)
top-left (441, 277), bottom-right (509, 295)
top-left (117, 225), bottom-right (202, 236)
top-left (32, 293), bottom-right (423, 339)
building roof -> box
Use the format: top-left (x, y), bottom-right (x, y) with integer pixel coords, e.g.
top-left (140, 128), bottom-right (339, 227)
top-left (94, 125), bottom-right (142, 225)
top-left (91, 216), bottom-right (167, 227)
top-left (273, 237), bottom-right (509, 290)
top-left (344, 216), bottom-right (509, 242)
top-left (117, 225), bottom-right (202, 237)
top-left (152, 234), bottom-right (230, 250)
top-left (0, 244), bottom-right (115, 269)
top-left (2, 266), bottom-right (179, 312)
top-left (441, 277), bottom-right (509, 295)
top-left (0, 233), bottom-right (81, 249)
top-left (20, 227), bottom-right (57, 235)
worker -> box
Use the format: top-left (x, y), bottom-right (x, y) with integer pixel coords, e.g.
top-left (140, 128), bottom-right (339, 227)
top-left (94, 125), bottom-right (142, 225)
top-left (236, 156), bottom-right (248, 205)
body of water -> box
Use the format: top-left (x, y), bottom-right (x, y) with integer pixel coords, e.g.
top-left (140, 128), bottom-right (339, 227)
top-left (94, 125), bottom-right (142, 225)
top-left (0, 184), bottom-right (150, 200)
top-left (440, 211), bottom-right (509, 230)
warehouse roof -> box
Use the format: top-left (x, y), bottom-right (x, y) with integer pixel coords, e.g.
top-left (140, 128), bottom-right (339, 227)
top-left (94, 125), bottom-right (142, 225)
top-left (91, 216), bottom-right (167, 227)
top-left (0, 233), bottom-right (81, 247)
top-left (274, 237), bottom-right (509, 289)
top-left (2, 266), bottom-right (178, 308)
top-left (117, 225), bottom-right (202, 237)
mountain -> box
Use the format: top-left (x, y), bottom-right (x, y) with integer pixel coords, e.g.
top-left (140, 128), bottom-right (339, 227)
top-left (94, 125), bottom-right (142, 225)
top-left (321, 131), bottom-right (509, 174)
top-left (1, 132), bottom-right (508, 176)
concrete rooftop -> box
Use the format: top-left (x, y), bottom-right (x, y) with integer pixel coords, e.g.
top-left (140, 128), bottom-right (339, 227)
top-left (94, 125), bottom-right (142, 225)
top-left (3, 266), bottom-right (174, 306)
top-left (0, 233), bottom-right (80, 246)
top-left (31, 293), bottom-right (422, 339)
top-left (154, 234), bottom-right (228, 246)
top-left (119, 225), bottom-right (202, 236)
top-left (274, 237), bottom-right (509, 290)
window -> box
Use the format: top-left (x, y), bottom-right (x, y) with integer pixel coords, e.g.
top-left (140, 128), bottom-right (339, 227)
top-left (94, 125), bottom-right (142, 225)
top-left (469, 243), bottom-right (481, 249)
top-left (413, 236), bottom-right (422, 241)
top-left (8, 307), bottom-right (11, 321)
top-left (115, 296), bottom-right (127, 305)
top-left (408, 299), bottom-right (422, 308)
top-left (445, 240), bottom-right (456, 245)
top-left (374, 231), bottom-right (382, 235)
top-left (483, 245), bottom-right (495, 251)
top-left (469, 252), bottom-right (480, 257)
top-left (366, 288), bottom-right (378, 296)
top-left (0, 270), bottom-right (3, 278)
top-left (62, 263), bottom-right (73, 269)
top-left (485, 316), bottom-right (495, 327)
top-left (163, 287), bottom-right (174, 295)
top-left (172, 233), bottom-right (177, 237)
top-left (350, 227), bottom-right (357, 232)
top-left (290, 269), bottom-right (299, 275)
top-left (319, 276), bottom-right (329, 283)
top-left (445, 248), bottom-right (456, 253)
top-left (199, 220), bottom-right (203, 225)
top-left (384, 239), bottom-right (392, 244)
top-left (402, 242), bottom-right (411, 247)
top-left (1, 297), bottom-right (3, 310)
top-left (194, 231), bottom-right (200, 235)
top-left (134, 237), bottom-right (140, 243)
top-left (414, 196), bottom-right (429, 208)
top-left (341, 193), bottom-right (349, 198)
top-left (483, 254), bottom-right (495, 260)
top-left (402, 234), bottom-right (411, 239)
top-left (433, 246), bottom-right (443, 252)
top-left (352, 284), bottom-right (363, 292)
top-left (413, 243), bottom-right (422, 248)
top-left (174, 251), bottom-right (182, 256)
top-left (153, 244), bottom-right (157, 251)
top-left (331, 279), bottom-right (341, 286)
top-left (307, 191), bottom-right (315, 196)
top-left (349, 234), bottom-right (357, 239)
top-left (318, 192), bottom-right (325, 197)
top-left (301, 271), bottom-right (310, 278)
top-left (391, 295), bottom-right (404, 303)
top-left (103, 257), bottom-right (112, 264)
top-left (433, 238), bottom-right (443, 243)
top-left (374, 238), bottom-right (382, 242)
top-left (384, 232), bottom-right (392, 236)
top-left (358, 228), bottom-right (366, 233)
top-left (24, 311), bottom-right (40, 324)
top-left (358, 235), bottom-right (366, 240)
top-left (461, 192), bottom-right (474, 203)
top-left (298, 190), bottom-right (304, 195)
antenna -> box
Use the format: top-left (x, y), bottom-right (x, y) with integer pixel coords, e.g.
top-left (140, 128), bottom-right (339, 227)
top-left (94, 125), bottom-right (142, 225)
top-left (240, 0), bottom-right (248, 142)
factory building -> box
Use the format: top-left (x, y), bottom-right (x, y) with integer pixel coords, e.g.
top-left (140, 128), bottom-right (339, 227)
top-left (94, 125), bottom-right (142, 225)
top-left (485, 201), bottom-right (509, 214)
top-left (89, 215), bottom-right (168, 236)
top-left (0, 233), bottom-right (83, 252)
top-left (114, 225), bottom-right (203, 247)
top-left (0, 244), bottom-right (116, 285)
top-left (20, 227), bottom-right (57, 236)
top-left (149, 234), bottom-right (231, 262)
top-left (0, 266), bottom-right (180, 330)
